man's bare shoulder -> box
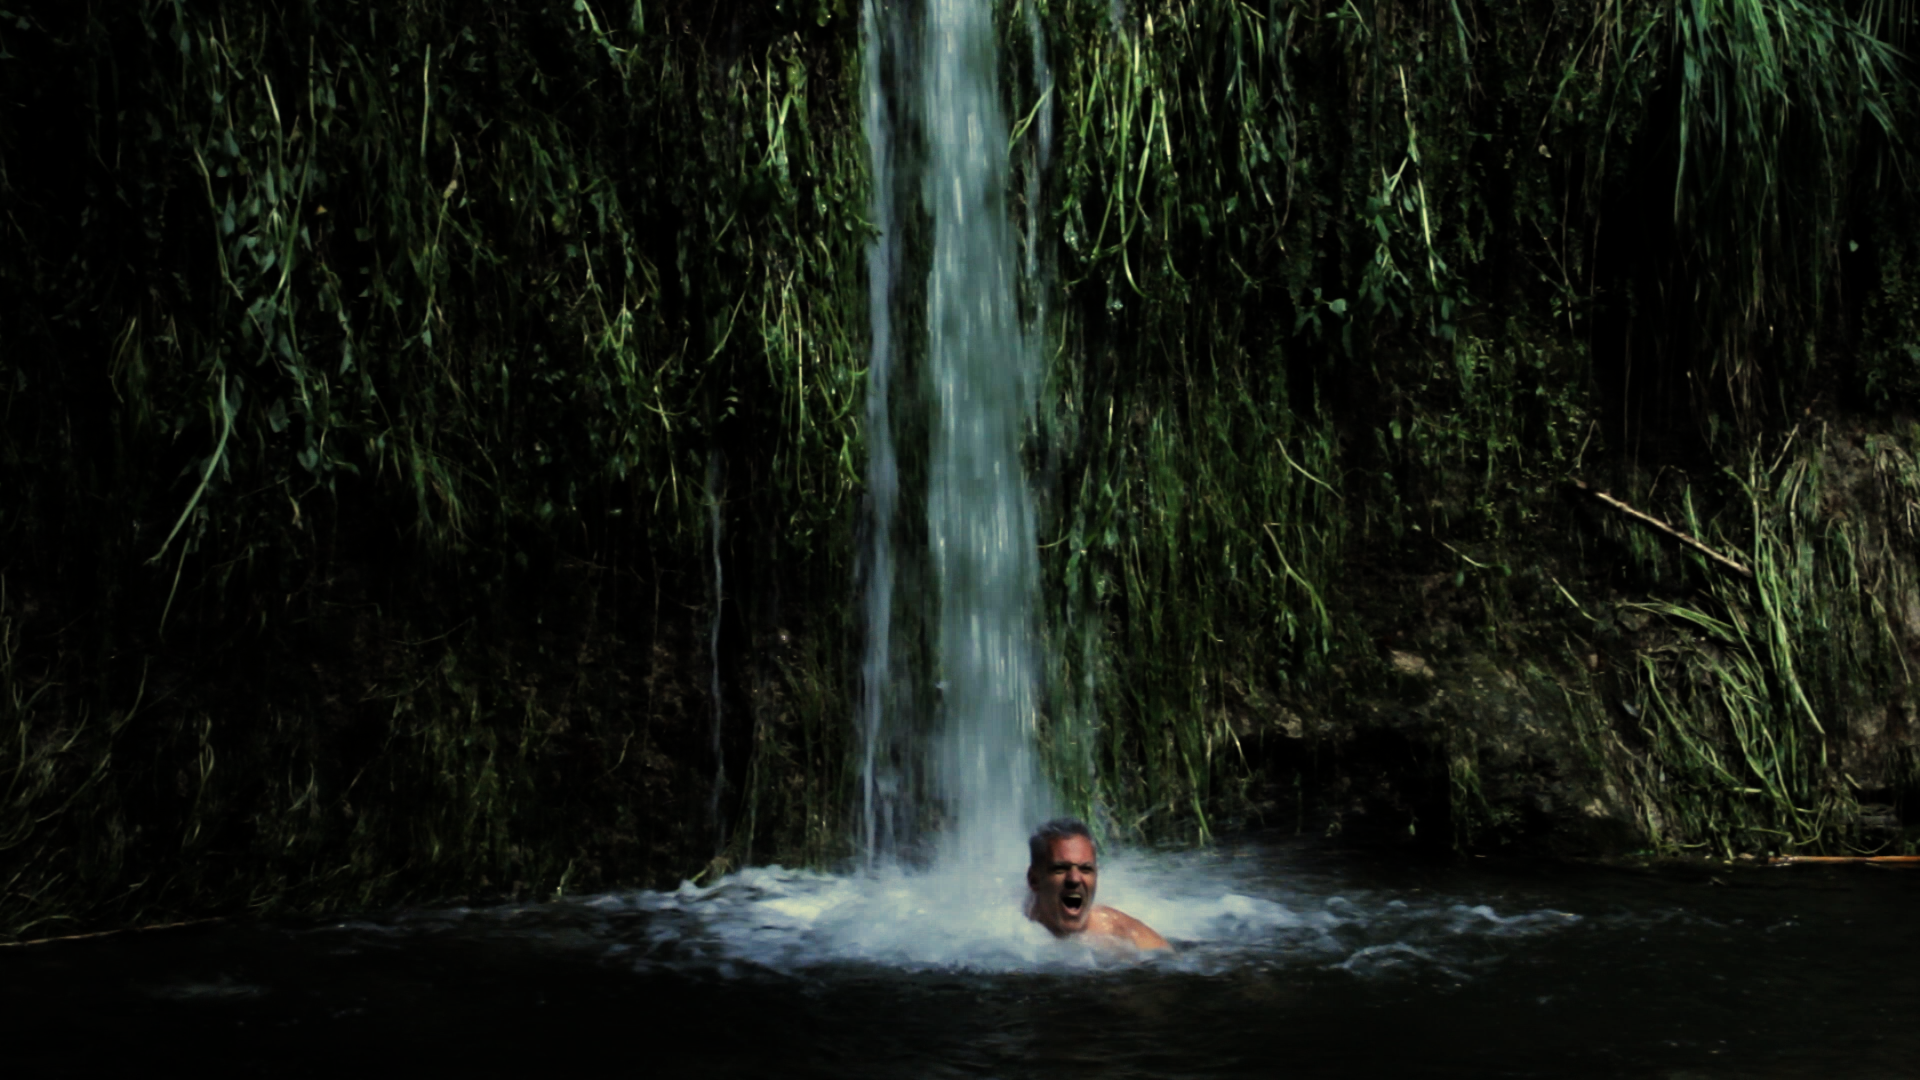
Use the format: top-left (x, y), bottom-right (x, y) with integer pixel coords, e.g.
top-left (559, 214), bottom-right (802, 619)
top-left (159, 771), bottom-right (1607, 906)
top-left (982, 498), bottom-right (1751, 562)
top-left (1089, 905), bottom-right (1171, 951)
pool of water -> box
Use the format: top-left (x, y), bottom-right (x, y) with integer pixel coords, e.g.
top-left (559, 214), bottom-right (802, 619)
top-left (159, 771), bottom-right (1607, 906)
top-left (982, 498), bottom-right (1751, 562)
top-left (4, 837), bottom-right (1915, 1077)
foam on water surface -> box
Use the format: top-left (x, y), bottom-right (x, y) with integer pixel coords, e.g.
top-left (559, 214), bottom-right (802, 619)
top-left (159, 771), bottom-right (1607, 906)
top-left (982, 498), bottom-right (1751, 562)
top-left (333, 845), bottom-right (1584, 985)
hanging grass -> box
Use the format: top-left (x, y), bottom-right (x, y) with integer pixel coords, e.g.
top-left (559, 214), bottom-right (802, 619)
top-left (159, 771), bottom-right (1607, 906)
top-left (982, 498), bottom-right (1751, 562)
top-left (1538, 424), bottom-right (1920, 855)
top-left (1657, 0), bottom-right (1905, 421)
top-left (1020, 0), bottom-right (1917, 848)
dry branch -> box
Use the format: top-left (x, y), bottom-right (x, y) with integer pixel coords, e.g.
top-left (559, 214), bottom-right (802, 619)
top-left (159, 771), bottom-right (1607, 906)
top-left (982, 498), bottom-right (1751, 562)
top-left (1572, 480), bottom-right (1754, 578)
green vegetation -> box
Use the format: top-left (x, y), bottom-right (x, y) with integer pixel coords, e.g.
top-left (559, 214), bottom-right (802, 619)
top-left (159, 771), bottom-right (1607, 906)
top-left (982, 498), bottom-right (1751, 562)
top-left (1022, 0), bottom-right (1919, 850)
top-left (1, 1), bottom-right (865, 939)
top-left (1562, 428), bottom-right (1920, 854)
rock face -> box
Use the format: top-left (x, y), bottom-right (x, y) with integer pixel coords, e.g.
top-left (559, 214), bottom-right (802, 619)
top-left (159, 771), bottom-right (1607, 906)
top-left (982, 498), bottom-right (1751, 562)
top-left (1260, 420), bottom-right (1920, 859)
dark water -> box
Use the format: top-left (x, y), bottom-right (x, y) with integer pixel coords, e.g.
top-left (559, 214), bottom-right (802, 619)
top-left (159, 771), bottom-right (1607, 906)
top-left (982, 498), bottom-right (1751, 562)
top-left (4, 839), bottom-right (1914, 1078)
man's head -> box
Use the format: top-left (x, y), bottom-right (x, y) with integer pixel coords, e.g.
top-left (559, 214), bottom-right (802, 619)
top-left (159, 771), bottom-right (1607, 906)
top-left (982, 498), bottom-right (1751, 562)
top-left (1026, 818), bottom-right (1098, 937)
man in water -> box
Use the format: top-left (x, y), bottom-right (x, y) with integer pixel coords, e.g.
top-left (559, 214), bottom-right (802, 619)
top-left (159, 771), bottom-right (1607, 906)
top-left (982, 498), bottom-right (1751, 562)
top-left (1026, 818), bottom-right (1170, 950)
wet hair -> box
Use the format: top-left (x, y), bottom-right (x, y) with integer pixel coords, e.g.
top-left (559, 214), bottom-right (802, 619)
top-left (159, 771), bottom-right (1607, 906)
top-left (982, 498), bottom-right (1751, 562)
top-left (1028, 817), bottom-right (1096, 868)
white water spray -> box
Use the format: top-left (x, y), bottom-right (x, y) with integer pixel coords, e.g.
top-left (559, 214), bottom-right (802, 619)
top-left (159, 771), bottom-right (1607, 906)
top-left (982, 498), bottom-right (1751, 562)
top-left (431, 844), bottom-right (1585, 978)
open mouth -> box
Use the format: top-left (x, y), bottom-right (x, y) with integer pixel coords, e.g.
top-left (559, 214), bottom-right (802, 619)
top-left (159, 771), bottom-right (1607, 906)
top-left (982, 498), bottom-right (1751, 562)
top-left (1061, 892), bottom-right (1086, 917)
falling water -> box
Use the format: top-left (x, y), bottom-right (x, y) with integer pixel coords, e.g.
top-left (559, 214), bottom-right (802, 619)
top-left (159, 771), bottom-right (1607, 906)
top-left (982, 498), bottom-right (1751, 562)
top-left (857, 0), bottom-right (903, 867)
top-left (1022, 0), bottom-right (1054, 298)
top-left (706, 449), bottom-right (727, 851)
top-left (922, 0), bottom-right (1050, 871)
top-left (859, 0), bottom-right (1051, 873)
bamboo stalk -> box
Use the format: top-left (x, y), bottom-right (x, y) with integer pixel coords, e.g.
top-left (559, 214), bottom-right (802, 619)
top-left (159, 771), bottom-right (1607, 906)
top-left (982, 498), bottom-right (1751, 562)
top-left (1572, 479), bottom-right (1754, 578)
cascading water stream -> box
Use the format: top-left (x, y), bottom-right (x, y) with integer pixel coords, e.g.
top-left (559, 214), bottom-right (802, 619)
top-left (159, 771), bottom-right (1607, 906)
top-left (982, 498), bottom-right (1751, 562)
top-left (860, 0), bottom-right (1051, 876)
top-left (857, 0), bottom-right (902, 869)
top-left (920, 0), bottom-right (1050, 872)
top-left (706, 449), bottom-right (727, 852)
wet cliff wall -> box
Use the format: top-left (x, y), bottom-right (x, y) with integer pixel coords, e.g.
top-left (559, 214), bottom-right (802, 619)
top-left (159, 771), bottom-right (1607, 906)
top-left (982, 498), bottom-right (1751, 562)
top-left (4, 0), bottom-right (1919, 941)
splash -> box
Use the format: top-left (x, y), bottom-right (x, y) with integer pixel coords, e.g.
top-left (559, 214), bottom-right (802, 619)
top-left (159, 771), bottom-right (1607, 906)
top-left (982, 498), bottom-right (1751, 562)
top-left (325, 845), bottom-right (1584, 981)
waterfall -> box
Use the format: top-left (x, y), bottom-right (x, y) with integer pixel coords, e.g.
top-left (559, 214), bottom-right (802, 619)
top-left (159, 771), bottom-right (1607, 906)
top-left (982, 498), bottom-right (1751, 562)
top-left (859, 0), bottom-right (1052, 873)
top-left (857, 0), bottom-right (903, 868)
top-left (706, 449), bottom-right (727, 852)
top-left (1023, 0), bottom-right (1053, 296)
top-left (922, 0), bottom-right (1049, 871)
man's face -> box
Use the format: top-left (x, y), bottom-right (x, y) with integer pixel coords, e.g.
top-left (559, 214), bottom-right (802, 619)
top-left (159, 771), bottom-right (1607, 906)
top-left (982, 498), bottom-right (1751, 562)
top-left (1028, 834), bottom-right (1098, 936)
